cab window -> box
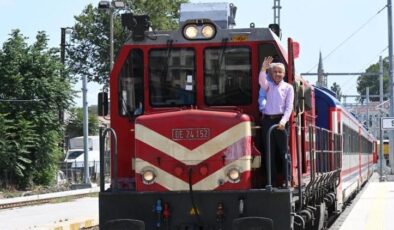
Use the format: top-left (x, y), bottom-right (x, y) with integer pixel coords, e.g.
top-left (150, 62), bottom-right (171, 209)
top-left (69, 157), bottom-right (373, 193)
top-left (204, 47), bottom-right (251, 105)
top-left (118, 49), bottom-right (144, 117)
top-left (149, 48), bottom-right (195, 107)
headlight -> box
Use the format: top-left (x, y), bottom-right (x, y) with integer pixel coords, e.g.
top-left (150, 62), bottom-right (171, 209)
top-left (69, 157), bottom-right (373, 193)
top-left (142, 168), bottom-right (156, 184)
top-left (182, 21), bottom-right (217, 40)
top-left (202, 24), bottom-right (215, 38)
top-left (183, 25), bottom-right (198, 39)
top-left (227, 167), bottom-right (241, 183)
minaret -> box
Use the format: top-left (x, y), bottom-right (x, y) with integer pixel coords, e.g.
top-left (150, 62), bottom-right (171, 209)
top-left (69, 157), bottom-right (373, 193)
top-left (317, 52), bottom-right (326, 87)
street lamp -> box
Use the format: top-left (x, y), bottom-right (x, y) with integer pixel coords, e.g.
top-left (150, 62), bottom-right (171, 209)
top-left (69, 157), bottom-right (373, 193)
top-left (60, 26), bottom-right (93, 186)
top-left (98, 1), bottom-right (126, 71)
top-left (59, 27), bottom-right (74, 165)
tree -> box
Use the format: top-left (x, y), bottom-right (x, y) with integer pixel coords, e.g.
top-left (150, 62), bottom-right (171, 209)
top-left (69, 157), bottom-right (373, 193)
top-left (67, 0), bottom-right (188, 85)
top-left (330, 82), bottom-right (342, 101)
top-left (357, 57), bottom-right (389, 102)
top-left (0, 30), bottom-right (74, 188)
top-left (65, 107), bottom-right (99, 138)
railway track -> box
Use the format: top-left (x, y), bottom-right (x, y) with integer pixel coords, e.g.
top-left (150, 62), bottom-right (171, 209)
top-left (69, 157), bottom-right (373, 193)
top-left (0, 186), bottom-right (99, 210)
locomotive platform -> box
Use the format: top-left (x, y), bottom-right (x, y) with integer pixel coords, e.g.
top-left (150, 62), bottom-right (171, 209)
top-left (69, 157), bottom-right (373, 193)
top-left (333, 174), bottom-right (394, 230)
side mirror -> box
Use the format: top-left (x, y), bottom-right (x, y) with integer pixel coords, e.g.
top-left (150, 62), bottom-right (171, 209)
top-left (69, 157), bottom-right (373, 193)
top-left (98, 92), bottom-right (109, 116)
top-left (304, 86), bottom-right (312, 111)
top-left (298, 82), bottom-right (305, 113)
top-left (293, 80), bottom-right (308, 114)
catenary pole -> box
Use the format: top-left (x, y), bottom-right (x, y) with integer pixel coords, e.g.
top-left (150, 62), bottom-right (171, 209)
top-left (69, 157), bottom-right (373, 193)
top-left (366, 87), bottom-right (370, 130)
top-left (380, 56), bottom-right (385, 180)
top-left (388, 0), bottom-right (394, 173)
top-left (273, 0), bottom-right (281, 26)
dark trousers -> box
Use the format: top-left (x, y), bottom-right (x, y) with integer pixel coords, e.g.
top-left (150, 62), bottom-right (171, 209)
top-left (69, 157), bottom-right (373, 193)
top-left (261, 115), bottom-right (289, 186)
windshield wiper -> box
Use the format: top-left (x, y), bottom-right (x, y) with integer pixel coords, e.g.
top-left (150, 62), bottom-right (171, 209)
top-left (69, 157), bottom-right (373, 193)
top-left (214, 38), bottom-right (229, 78)
top-left (162, 39), bottom-right (174, 80)
top-left (119, 80), bottom-right (134, 121)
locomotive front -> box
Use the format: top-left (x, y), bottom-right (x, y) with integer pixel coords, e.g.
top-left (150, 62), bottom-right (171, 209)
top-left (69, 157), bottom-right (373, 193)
top-left (135, 110), bottom-right (253, 192)
top-left (99, 2), bottom-right (295, 229)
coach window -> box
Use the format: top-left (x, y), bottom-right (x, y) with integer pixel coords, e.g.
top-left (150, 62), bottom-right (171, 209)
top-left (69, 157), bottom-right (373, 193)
top-left (149, 48), bottom-right (195, 107)
top-left (204, 47), bottom-right (251, 105)
top-left (118, 49), bottom-right (144, 117)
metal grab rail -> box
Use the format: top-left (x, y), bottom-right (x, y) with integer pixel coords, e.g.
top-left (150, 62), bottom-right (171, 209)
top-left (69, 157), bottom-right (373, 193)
top-left (307, 125), bottom-right (342, 174)
top-left (99, 127), bottom-right (118, 192)
top-left (265, 124), bottom-right (289, 191)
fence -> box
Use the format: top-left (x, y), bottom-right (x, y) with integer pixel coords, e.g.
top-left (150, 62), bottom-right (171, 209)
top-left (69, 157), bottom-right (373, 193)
top-left (59, 157), bottom-right (111, 184)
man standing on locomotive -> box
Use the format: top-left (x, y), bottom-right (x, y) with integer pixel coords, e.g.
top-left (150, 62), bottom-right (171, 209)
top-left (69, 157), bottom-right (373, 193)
top-left (259, 56), bottom-right (294, 187)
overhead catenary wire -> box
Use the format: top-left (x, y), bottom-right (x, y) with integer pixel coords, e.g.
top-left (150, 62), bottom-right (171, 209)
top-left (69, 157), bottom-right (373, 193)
top-left (341, 46), bottom-right (388, 94)
top-left (305, 5), bottom-right (387, 73)
top-left (0, 99), bottom-right (42, 102)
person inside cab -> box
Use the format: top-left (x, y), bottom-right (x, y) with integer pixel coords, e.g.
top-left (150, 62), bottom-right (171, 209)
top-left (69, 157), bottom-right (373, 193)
top-left (259, 56), bottom-right (294, 187)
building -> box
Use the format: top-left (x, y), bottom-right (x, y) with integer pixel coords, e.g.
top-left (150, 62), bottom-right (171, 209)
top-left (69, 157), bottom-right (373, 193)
top-left (344, 100), bottom-right (390, 138)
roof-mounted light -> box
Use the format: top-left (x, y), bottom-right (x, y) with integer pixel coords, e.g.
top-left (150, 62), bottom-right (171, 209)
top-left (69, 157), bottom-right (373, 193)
top-left (182, 20), bottom-right (217, 40)
top-left (202, 25), bottom-right (215, 38)
top-left (183, 25), bottom-right (199, 39)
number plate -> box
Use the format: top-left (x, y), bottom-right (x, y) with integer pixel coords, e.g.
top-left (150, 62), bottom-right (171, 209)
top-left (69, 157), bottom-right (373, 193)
top-left (172, 128), bottom-right (211, 140)
top-left (231, 35), bottom-right (248, 42)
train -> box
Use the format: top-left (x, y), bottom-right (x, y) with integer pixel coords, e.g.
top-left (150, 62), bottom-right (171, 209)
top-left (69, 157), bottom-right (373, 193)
top-left (97, 2), bottom-right (377, 230)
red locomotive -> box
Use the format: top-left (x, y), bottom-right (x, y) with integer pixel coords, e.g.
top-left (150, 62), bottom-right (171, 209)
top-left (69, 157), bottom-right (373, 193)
top-left (98, 2), bottom-right (377, 229)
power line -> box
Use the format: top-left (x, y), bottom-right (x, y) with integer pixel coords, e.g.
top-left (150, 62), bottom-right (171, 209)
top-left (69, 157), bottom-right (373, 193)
top-left (341, 46), bottom-right (388, 92)
top-left (305, 5), bottom-right (387, 73)
top-left (358, 46), bottom-right (388, 72)
top-left (0, 99), bottom-right (42, 102)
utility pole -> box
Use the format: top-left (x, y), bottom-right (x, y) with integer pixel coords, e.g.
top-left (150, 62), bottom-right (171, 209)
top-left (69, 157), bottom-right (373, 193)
top-left (380, 56), bottom-right (385, 180)
top-left (110, 8), bottom-right (114, 71)
top-left (59, 27), bottom-right (71, 154)
top-left (60, 26), bottom-right (90, 185)
top-left (60, 28), bottom-right (66, 67)
top-left (388, 0), bottom-right (394, 173)
top-left (366, 87), bottom-right (370, 129)
top-left (59, 28), bottom-right (66, 126)
top-left (82, 74), bottom-right (90, 184)
top-left (273, 0), bottom-right (281, 26)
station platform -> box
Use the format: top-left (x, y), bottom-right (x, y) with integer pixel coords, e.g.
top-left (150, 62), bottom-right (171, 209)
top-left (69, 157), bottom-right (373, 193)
top-left (334, 174), bottom-right (394, 230)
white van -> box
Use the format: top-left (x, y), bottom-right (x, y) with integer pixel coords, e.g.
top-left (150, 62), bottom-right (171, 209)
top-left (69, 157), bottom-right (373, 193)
top-left (64, 136), bottom-right (100, 172)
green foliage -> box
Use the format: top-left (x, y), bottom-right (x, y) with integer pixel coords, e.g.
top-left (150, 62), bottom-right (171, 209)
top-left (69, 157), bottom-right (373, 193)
top-left (330, 82), bottom-right (342, 101)
top-left (65, 107), bottom-right (99, 138)
top-left (357, 57), bottom-right (389, 102)
top-left (0, 30), bottom-right (73, 189)
top-left (67, 0), bottom-right (188, 85)
top-left (130, 0), bottom-right (188, 30)
top-left (32, 130), bottom-right (62, 185)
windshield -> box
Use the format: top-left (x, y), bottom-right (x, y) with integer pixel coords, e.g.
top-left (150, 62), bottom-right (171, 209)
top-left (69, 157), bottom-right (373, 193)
top-left (66, 151), bottom-right (84, 160)
top-left (149, 48), bottom-right (195, 107)
top-left (204, 47), bottom-right (252, 105)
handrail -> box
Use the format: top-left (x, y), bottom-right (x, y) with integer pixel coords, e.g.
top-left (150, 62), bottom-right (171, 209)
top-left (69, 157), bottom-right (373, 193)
top-left (99, 127), bottom-right (118, 192)
top-left (295, 115), bottom-right (303, 211)
top-left (309, 125), bottom-right (343, 173)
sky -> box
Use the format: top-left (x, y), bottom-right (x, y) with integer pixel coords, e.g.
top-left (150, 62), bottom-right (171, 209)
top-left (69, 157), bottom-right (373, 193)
top-left (0, 0), bottom-right (389, 106)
